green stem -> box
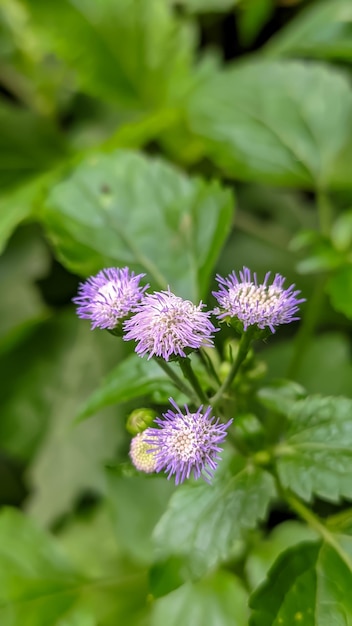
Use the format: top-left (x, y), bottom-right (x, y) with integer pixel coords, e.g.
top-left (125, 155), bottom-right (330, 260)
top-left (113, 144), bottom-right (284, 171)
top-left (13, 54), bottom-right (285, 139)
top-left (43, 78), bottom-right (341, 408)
top-left (210, 331), bottom-right (253, 407)
top-left (154, 358), bottom-right (196, 402)
top-left (283, 489), bottom-right (352, 572)
top-left (198, 348), bottom-right (221, 386)
top-left (178, 357), bottom-right (209, 405)
top-left (287, 274), bottom-right (327, 379)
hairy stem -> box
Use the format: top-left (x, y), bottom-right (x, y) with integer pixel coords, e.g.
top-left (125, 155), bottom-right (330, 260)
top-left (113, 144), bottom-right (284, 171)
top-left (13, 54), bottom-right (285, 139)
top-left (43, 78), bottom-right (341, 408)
top-left (154, 358), bottom-right (196, 402)
top-left (179, 357), bottom-right (209, 405)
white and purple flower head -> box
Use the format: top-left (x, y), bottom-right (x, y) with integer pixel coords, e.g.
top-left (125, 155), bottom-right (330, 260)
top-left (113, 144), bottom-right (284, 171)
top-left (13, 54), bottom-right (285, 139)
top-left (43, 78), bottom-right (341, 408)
top-left (123, 288), bottom-right (216, 361)
top-left (73, 267), bottom-right (148, 330)
top-left (213, 267), bottom-right (305, 333)
top-left (144, 398), bottom-right (232, 485)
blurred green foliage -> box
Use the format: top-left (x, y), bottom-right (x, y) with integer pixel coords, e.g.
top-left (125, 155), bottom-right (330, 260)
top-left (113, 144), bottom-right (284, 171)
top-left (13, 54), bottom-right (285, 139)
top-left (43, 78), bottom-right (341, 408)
top-left (1, 0), bottom-right (352, 624)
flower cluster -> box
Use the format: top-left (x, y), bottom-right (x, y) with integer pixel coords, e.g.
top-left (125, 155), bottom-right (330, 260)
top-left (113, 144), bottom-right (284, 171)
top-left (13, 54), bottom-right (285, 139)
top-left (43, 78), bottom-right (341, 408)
top-left (130, 398), bottom-right (232, 485)
top-left (74, 264), bottom-right (304, 485)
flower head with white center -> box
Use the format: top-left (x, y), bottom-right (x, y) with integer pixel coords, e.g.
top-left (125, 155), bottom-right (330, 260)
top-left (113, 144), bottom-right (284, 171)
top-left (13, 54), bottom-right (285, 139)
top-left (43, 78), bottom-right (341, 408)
top-left (145, 398), bottom-right (232, 485)
top-left (73, 267), bottom-right (148, 330)
top-left (130, 430), bottom-right (157, 474)
top-left (123, 288), bottom-right (216, 361)
top-left (213, 267), bottom-right (305, 334)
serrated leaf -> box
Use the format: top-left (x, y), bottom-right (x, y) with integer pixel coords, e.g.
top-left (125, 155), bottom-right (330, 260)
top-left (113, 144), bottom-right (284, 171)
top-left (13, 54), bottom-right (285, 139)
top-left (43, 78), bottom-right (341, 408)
top-left (275, 395), bottom-right (352, 502)
top-left (152, 570), bottom-right (248, 626)
top-left (266, 0), bottom-right (352, 62)
top-left (250, 539), bottom-right (352, 626)
top-left (154, 454), bottom-right (276, 572)
top-left (326, 264), bottom-right (352, 319)
top-left (187, 60), bottom-right (352, 188)
top-left (42, 149), bottom-right (233, 300)
top-left (77, 353), bottom-right (184, 421)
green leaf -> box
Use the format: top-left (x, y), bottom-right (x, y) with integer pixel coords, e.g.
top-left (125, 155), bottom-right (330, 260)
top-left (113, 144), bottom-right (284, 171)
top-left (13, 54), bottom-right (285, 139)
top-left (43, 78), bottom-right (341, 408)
top-left (238, 0), bottom-right (274, 47)
top-left (187, 60), bottom-right (352, 188)
top-left (0, 507), bottom-right (85, 625)
top-left (326, 264), bottom-right (352, 319)
top-left (154, 454), bottom-right (276, 572)
top-left (275, 395), bottom-right (352, 502)
top-left (0, 507), bottom-right (149, 626)
top-left (25, 0), bottom-right (195, 110)
top-left (0, 99), bottom-right (67, 191)
top-left (176, 0), bottom-right (239, 13)
top-left (250, 539), bottom-right (352, 626)
top-left (42, 149), bottom-right (234, 300)
top-left (266, 0), bottom-right (352, 62)
top-left (264, 332), bottom-right (352, 398)
top-left (106, 473), bottom-right (175, 566)
top-left (0, 225), bottom-right (50, 356)
top-left (152, 570), bottom-right (248, 626)
top-left (245, 520), bottom-right (318, 590)
top-left (77, 353), bottom-right (186, 420)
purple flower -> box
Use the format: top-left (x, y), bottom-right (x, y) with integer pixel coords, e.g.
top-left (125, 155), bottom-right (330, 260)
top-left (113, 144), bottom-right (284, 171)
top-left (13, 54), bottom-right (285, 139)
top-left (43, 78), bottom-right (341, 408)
top-left (73, 267), bottom-right (148, 330)
top-left (213, 267), bottom-right (305, 333)
top-left (123, 288), bottom-right (216, 360)
top-left (145, 398), bottom-right (232, 485)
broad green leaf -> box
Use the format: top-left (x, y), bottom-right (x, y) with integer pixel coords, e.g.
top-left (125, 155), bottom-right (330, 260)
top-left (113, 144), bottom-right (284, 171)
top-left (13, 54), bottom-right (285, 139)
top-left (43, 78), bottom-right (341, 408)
top-left (152, 570), bottom-right (248, 626)
top-left (245, 521), bottom-right (318, 590)
top-left (250, 539), bottom-right (352, 626)
top-left (106, 473), bottom-right (175, 565)
top-left (0, 507), bottom-right (85, 625)
top-left (21, 312), bottom-right (126, 526)
top-left (154, 454), bottom-right (276, 572)
top-left (42, 149), bottom-right (234, 300)
top-left (326, 264), bottom-right (352, 319)
top-left (25, 0), bottom-right (195, 110)
top-left (266, 0), bottom-right (352, 62)
top-left (0, 99), bottom-right (67, 191)
top-left (77, 353), bottom-right (186, 421)
top-left (275, 395), bottom-right (352, 502)
top-left (187, 60), bottom-right (352, 188)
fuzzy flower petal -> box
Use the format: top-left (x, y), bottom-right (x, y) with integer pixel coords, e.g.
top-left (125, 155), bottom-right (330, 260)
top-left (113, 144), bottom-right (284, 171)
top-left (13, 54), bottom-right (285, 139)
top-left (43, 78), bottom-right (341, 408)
top-left (130, 430), bottom-right (157, 474)
top-left (213, 267), bottom-right (305, 333)
top-left (73, 267), bottom-right (148, 330)
top-left (123, 288), bottom-right (216, 360)
top-left (145, 398), bottom-right (232, 485)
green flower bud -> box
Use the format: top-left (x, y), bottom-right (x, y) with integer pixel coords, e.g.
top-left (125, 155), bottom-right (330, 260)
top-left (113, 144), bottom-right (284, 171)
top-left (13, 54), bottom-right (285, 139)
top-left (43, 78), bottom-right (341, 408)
top-left (126, 408), bottom-right (157, 435)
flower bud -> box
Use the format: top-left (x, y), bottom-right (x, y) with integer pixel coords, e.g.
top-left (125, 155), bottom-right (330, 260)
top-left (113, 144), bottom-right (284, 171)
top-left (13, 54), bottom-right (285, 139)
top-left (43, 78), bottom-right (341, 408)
top-left (129, 431), bottom-right (157, 474)
top-left (126, 408), bottom-right (157, 435)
